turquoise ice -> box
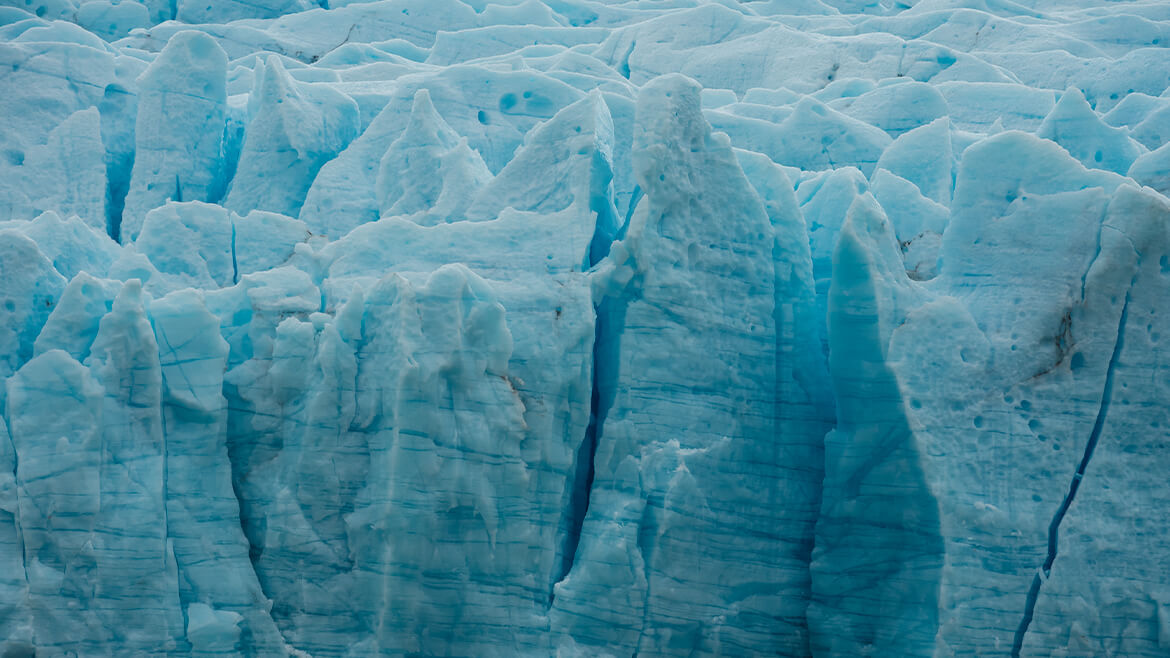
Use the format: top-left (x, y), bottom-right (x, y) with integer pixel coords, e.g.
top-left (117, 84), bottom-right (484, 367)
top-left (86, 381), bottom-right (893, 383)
top-left (1, 0), bottom-right (1169, 656)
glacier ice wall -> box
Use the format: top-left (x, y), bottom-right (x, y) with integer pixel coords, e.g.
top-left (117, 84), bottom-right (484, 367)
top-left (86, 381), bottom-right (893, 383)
top-left (1, 0), bottom-right (1170, 656)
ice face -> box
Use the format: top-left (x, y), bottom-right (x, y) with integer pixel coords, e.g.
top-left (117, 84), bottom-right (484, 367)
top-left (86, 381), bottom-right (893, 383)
top-left (1, 1), bottom-right (1170, 657)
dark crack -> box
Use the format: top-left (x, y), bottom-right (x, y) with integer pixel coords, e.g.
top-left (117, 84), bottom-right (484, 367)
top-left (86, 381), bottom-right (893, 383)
top-left (1012, 285), bottom-right (1132, 656)
top-left (550, 292), bottom-right (625, 600)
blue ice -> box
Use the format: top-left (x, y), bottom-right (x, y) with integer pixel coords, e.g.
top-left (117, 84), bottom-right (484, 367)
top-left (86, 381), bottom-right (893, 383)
top-left (1, 0), bottom-right (1169, 656)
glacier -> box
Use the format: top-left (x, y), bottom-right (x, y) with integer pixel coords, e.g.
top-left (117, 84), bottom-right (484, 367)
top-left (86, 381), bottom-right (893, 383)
top-left (1, 0), bottom-right (1170, 655)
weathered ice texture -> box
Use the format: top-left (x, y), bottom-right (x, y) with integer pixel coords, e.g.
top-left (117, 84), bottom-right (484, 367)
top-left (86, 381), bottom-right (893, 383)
top-left (1, 0), bottom-right (1169, 656)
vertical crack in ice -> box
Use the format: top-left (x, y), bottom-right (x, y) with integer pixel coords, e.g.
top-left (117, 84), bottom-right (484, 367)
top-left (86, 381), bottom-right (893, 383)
top-left (106, 167), bottom-right (128, 243)
top-left (152, 319), bottom-right (182, 622)
top-left (552, 295), bottom-right (624, 596)
top-left (230, 218), bottom-right (239, 285)
top-left (552, 135), bottom-right (624, 597)
top-left (1012, 286), bottom-right (1132, 657)
top-left (553, 363), bottom-right (599, 596)
top-left (633, 486), bottom-right (657, 656)
top-left (618, 185), bottom-right (641, 242)
top-left (617, 39), bottom-right (636, 80)
top-left (100, 82), bottom-right (134, 244)
top-left (1, 419), bottom-right (32, 645)
top-left (1079, 221), bottom-right (1105, 303)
